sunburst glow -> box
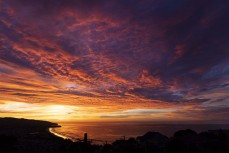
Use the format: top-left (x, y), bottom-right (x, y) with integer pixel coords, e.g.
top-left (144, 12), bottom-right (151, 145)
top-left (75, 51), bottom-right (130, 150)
top-left (0, 0), bottom-right (228, 123)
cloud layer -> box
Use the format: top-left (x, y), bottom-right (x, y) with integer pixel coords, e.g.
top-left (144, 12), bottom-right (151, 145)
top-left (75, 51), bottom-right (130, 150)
top-left (0, 0), bottom-right (229, 122)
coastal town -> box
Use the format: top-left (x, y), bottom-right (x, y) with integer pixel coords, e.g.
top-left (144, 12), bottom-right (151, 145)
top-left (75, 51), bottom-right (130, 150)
top-left (1, 118), bottom-right (229, 153)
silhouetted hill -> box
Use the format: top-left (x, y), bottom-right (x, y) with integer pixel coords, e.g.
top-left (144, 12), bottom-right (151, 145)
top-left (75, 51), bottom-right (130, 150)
top-left (0, 118), bottom-right (229, 153)
top-left (0, 117), bottom-right (59, 127)
top-left (0, 117), bottom-right (66, 153)
top-left (0, 117), bottom-right (60, 137)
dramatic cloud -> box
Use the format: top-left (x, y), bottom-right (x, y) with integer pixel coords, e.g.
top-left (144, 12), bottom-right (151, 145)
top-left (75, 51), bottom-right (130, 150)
top-left (0, 0), bottom-right (229, 122)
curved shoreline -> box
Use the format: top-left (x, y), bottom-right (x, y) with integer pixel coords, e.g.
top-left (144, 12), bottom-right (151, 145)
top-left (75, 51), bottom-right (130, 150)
top-left (49, 127), bottom-right (69, 140)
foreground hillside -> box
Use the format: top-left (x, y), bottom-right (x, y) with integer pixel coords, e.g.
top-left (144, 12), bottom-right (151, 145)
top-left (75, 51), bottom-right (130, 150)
top-left (0, 118), bottom-right (229, 153)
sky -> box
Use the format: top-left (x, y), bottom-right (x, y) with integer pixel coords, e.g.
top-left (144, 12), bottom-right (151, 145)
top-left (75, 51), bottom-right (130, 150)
top-left (0, 0), bottom-right (229, 122)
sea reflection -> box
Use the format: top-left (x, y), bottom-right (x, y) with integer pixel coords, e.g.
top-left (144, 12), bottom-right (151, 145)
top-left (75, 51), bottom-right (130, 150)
top-left (51, 122), bottom-right (229, 144)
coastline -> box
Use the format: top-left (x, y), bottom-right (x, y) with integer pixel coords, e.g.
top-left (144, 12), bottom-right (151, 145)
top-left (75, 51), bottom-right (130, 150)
top-left (49, 127), bottom-right (69, 140)
top-left (1, 118), bottom-right (229, 153)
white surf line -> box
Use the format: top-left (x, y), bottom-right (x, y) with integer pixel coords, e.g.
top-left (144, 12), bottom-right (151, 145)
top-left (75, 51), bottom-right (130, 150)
top-left (49, 128), bottom-right (69, 140)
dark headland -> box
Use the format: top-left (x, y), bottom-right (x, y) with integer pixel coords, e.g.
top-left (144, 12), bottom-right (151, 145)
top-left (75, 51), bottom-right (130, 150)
top-left (0, 118), bottom-right (229, 153)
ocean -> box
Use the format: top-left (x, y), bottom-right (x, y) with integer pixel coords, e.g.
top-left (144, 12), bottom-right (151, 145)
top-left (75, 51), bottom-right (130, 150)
top-left (50, 122), bottom-right (229, 144)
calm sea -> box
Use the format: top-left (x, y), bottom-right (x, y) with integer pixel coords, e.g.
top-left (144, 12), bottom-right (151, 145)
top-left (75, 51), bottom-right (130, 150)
top-left (50, 122), bottom-right (229, 144)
